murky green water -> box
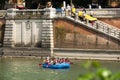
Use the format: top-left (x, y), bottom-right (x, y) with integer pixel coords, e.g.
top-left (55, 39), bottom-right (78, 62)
top-left (0, 58), bottom-right (120, 80)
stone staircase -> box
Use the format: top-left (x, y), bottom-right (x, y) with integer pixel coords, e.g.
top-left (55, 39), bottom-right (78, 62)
top-left (64, 16), bottom-right (120, 42)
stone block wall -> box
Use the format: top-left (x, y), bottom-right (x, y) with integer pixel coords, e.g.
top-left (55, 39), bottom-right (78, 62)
top-left (53, 18), bottom-right (120, 50)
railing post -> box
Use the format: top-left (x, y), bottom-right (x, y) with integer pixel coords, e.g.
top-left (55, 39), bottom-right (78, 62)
top-left (65, 9), bottom-right (68, 16)
top-left (75, 12), bottom-right (78, 20)
top-left (96, 22), bottom-right (99, 29)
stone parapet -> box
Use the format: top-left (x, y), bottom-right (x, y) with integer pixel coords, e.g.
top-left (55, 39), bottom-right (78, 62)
top-left (85, 8), bottom-right (120, 18)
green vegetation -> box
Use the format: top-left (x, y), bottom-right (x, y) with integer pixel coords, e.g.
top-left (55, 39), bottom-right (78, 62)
top-left (78, 61), bottom-right (120, 80)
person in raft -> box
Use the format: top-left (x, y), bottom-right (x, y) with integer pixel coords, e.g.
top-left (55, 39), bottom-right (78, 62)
top-left (43, 57), bottom-right (70, 65)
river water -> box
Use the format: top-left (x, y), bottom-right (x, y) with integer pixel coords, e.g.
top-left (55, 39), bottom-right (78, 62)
top-left (0, 58), bottom-right (120, 80)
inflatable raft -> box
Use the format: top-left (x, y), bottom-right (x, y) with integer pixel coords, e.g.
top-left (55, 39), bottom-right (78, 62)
top-left (42, 62), bottom-right (70, 69)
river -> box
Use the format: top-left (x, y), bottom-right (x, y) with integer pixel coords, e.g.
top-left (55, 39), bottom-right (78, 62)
top-left (0, 58), bottom-right (120, 80)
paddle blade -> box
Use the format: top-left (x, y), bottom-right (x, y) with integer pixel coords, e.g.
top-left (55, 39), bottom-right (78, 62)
top-left (39, 63), bottom-right (42, 66)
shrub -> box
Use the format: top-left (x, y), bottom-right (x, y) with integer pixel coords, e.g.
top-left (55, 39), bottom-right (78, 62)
top-left (78, 61), bottom-right (120, 80)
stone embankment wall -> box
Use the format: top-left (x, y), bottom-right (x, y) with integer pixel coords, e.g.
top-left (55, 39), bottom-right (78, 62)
top-left (53, 18), bottom-right (120, 50)
top-left (0, 18), bottom-right (120, 50)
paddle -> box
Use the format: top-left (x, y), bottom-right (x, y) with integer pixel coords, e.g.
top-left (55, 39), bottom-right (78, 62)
top-left (38, 63), bottom-right (42, 66)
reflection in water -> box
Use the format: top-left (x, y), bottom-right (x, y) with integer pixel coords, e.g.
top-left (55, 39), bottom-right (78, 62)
top-left (0, 58), bottom-right (120, 80)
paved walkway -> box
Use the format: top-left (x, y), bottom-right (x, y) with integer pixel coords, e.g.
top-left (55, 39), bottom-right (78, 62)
top-left (1, 47), bottom-right (120, 61)
top-left (54, 48), bottom-right (120, 61)
top-left (54, 53), bottom-right (120, 60)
